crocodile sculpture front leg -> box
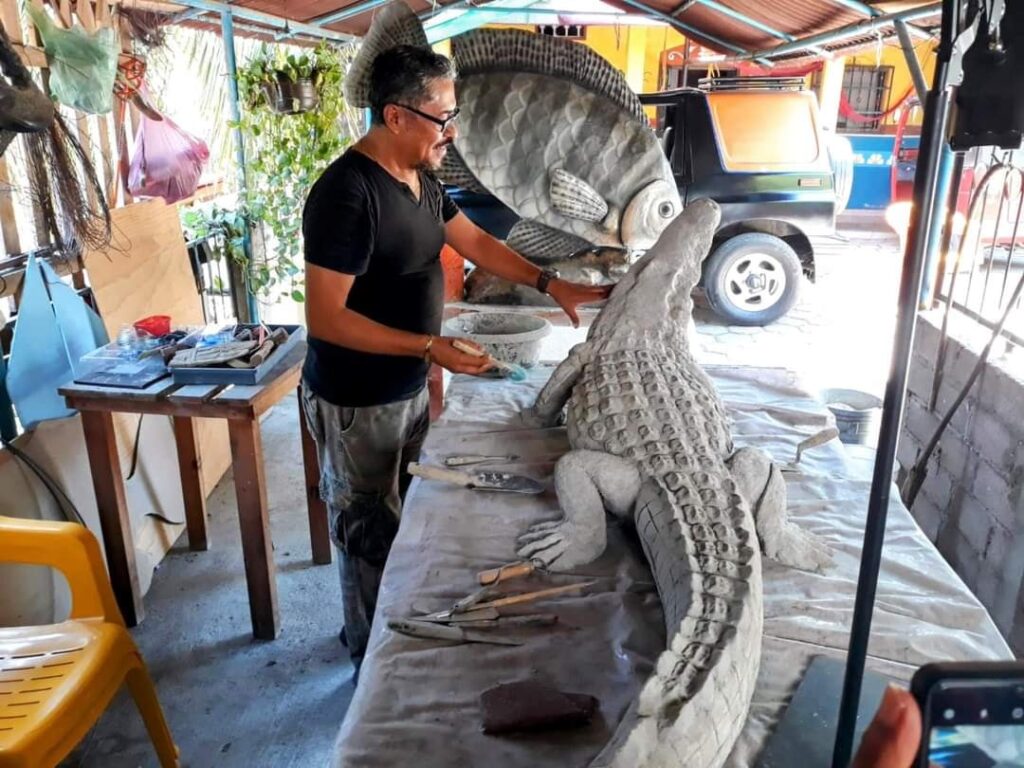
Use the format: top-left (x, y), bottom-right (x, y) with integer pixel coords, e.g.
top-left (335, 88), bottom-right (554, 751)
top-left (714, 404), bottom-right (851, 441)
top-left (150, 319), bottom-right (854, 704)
top-left (517, 450), bottom-right (641, 568)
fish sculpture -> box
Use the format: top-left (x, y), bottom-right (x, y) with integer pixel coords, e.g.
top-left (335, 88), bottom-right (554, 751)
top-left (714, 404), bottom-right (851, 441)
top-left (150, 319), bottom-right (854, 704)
top-left (344, 2), bottom-right (681, 265)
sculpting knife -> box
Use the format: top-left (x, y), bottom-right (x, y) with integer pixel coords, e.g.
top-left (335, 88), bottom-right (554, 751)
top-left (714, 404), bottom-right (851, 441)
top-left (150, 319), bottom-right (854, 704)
top-left (407, 462), bottom-right (544, 494)
top-left (387, 618), bottom-right (523, 646)
top-left (443, 454), bottom-right (522, 467)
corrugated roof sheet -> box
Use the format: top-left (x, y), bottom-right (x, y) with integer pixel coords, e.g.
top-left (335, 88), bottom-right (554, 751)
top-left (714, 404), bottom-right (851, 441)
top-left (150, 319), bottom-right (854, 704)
top-left (172, 0), bottom-right (940, 57)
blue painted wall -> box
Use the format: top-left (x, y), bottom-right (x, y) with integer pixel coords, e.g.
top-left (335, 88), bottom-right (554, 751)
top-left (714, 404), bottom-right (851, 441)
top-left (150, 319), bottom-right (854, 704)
top-left (846, 133), bottom-right (920, 210)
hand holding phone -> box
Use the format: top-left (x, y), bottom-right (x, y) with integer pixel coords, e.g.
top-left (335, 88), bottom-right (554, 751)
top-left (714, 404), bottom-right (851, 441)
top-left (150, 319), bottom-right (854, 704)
top-left (912, 661), bottom-right (1024, 768)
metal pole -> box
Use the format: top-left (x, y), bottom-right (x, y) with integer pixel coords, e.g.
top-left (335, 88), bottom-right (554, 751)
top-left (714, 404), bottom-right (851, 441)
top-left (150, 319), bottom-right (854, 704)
top-left (920, 145), bottom-right (956, 308)
top-left (221, 10), bottom-right (259, 324)
top-left (830, 0), bottom-right (956, 764)
top-left (895, 19), bottom-right (930, 103)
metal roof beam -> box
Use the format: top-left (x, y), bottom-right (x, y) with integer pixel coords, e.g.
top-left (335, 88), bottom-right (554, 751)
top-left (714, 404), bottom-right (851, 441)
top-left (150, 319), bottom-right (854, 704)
top-left (829, 0), bottom-right (932, 39)
top-left (310, 0), bottom-right (391, 26)
top-left (614, 0), bottom-right (749, 55)
top-left (680, 0), bottom-right (831, 56)
top-left (170, 0), bottom-right (356, 41)
top-left (731, 2), bottom-right (941, 60)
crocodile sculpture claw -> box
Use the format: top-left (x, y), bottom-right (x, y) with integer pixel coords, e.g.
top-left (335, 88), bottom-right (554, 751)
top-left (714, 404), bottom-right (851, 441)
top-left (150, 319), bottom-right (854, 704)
top-left (519, 198), bottom-right (832, 768)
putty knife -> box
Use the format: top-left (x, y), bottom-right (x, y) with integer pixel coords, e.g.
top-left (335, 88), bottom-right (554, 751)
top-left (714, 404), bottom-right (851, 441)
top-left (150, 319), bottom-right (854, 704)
top-left (407, 462), bottom-right (544, 494)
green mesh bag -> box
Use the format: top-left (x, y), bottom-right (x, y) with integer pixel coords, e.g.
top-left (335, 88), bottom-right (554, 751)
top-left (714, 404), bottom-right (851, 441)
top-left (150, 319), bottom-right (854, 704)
top-left (27, 5), bottom-right (118, 115)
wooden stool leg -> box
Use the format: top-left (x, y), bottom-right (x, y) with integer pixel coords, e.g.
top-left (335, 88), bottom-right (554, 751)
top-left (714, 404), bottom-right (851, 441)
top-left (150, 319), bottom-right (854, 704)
top-left (172, 416), bottom-right (208, 551)
top-left (298, 386), bottom-right (331, 565)
top-left (80, 410), bottom-right (144, 626)
top-left (228, 417), bottom-right (279, 640)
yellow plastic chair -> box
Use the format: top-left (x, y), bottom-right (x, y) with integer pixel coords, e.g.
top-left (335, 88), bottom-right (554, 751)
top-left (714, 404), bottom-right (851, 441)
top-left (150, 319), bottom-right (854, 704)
top-left (0, 516), bottom-right (179, 767)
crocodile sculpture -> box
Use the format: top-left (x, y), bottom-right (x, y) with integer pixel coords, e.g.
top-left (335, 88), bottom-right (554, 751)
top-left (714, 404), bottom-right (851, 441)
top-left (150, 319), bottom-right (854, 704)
top-left (517, 198), bottom-right (830, 768)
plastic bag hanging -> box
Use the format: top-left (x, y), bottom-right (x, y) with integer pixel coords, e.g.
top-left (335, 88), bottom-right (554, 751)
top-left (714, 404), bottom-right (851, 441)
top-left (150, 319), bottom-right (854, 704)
top-left (128, 99), bottom-right (210, 204)
top-left (27, 2), bottom-right (118, 115)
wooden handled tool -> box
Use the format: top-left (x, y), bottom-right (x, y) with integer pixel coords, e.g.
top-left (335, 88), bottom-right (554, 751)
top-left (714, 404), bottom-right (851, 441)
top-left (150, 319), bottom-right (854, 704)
top-left (472, 581), bottom-right (597, 611)
top-left (478, 561), bottom-right (537, 586)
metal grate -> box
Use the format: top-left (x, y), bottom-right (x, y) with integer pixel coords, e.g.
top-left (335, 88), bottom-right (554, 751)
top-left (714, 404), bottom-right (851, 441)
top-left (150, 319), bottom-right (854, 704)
top-left (936, 146), bottom-right (1024, 349)
top-left (837, 64), bottom-right (893, 133)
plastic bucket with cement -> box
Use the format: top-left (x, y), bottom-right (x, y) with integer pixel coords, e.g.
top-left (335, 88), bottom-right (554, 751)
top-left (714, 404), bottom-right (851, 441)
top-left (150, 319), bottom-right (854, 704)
top-left (443, 311), bottom-right (551, 369)
top-left (822, 388), bottom-right (883, 445)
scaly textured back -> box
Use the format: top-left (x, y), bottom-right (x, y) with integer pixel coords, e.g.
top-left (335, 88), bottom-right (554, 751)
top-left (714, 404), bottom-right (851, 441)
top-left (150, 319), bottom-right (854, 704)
top-left (342, 1), bottom-right (429, 108)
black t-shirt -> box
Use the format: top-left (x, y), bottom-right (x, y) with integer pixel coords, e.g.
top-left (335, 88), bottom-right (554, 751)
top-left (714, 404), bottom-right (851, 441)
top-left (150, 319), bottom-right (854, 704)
top-left (302, 149), bottom-right (459, 407)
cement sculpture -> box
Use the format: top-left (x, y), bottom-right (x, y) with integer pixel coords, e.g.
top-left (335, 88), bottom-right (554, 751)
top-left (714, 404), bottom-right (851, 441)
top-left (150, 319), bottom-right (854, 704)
top-left (519, 198), bottom-right (831, 768)
top-left (344, 2), bottom-right (681, 266)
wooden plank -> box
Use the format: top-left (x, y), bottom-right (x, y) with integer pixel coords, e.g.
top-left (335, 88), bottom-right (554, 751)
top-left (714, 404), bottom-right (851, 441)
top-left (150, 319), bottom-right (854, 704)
top-left (97, 112), bottom-right (114, 205)
top-left (75, 114), bottom-right (99, 211)
top-left (0, 157), bottom-right (20, 257)
top-left (80, 409), bottom-right (144, 626)
top-left (297, 384), bottom-right (331, 566)
top-left (228, 417), bottom-right (279, 640)
top-left (166, 383), bottom-right (226, 405)
top-left (76, 0), bottom-right (96, 32)
top-left (172, 416), bottom-right (208, 551)
top-left (1, 0), bottom-right (23, 44)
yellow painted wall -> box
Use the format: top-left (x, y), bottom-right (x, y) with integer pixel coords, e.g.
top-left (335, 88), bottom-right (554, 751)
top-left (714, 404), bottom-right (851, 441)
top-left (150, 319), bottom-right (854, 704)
top-left (846, 41), bottom-right (938, 127)
top-left (487, 24), bottom-right (684, 93)
top-left (482, 25), bottom-right (933, 129)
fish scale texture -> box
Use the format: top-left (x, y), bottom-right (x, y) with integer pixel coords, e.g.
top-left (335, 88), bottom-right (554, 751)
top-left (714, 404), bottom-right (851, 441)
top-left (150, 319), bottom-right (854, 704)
top-left (456, 72), bottom-right (667, 247)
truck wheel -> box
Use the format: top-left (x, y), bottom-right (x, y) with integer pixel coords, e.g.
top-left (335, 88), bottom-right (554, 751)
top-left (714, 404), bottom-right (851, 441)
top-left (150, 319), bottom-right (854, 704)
top-left (703, 233), bottom-right (801, 326)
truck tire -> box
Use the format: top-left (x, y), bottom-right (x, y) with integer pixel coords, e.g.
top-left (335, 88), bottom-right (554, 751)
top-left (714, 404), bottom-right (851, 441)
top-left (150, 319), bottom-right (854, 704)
top-left (703, 233), bottom-right (801, 326)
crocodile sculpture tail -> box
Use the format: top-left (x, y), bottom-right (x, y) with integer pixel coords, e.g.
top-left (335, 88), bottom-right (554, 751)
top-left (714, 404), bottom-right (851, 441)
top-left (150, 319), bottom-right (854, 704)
top-left (593, 475), bottom-right (762, 767)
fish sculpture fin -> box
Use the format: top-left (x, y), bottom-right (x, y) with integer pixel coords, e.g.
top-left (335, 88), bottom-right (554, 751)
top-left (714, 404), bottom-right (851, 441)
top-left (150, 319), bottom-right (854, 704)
top-left (452, 28), bottom-right (646, 123)
top-left (507, 219), bottom-right (594, 265)
top-left (550, 169), bottom-right (609, 223)
top-left (343, 1), bottom-right (428, 109)
top-left (439, 145), bottom-right (489, 194)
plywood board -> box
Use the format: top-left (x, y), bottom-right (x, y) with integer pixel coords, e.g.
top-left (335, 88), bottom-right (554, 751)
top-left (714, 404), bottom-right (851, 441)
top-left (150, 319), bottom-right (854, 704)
top-left (0, 412), bottom-right (185, 626)
top-left (84, 199), bottom-right (231, 495)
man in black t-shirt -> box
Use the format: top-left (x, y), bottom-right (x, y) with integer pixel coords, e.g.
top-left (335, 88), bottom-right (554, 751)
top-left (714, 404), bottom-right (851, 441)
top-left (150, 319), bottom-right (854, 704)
top-left (300, 46), bottom-right (609, 676)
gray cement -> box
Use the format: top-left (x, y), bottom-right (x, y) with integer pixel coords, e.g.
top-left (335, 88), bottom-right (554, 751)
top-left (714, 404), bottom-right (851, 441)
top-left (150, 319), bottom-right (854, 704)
top-left (63, 394), bottom-right (353, 768)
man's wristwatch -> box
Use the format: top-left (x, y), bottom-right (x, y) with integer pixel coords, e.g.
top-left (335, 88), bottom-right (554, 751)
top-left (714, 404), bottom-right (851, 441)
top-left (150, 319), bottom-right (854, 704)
top-left (536, 268), bottom-right (559, 295)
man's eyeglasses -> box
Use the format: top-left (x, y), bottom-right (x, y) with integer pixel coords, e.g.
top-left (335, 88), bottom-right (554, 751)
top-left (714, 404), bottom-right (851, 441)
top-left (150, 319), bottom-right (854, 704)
top-left (395, 104), bottom-right (460, 132)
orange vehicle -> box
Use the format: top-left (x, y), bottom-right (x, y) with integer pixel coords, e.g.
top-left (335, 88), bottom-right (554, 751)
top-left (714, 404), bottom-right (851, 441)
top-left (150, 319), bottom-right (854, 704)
top-left (640, 82), bottom-right (844, 325)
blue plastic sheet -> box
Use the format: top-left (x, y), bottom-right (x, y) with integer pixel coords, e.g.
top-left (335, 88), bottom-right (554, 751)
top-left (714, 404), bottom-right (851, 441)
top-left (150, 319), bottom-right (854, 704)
top-left (6, 256), bottom-right (107, 430)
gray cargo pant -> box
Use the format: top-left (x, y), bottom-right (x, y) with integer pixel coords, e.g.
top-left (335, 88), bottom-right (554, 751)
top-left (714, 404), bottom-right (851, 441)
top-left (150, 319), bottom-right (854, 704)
top-left (300, 383), bottom-right (430, 672)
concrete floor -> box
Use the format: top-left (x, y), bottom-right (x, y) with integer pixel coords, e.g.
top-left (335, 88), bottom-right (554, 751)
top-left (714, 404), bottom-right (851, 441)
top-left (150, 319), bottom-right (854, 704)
top-left (64, 213), bottom-right (901, 768)
top-left (64, 397), bottom-right (353, 768)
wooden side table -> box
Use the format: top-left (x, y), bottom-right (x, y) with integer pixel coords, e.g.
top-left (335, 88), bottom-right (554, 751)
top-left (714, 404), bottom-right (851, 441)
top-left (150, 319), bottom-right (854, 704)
top-left (59, 342), bottom-right (331, 640)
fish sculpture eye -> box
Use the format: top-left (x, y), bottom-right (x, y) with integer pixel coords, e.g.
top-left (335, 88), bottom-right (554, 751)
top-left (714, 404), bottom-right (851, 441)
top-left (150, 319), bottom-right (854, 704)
top-left (659, 202), bottom-right (676, 218)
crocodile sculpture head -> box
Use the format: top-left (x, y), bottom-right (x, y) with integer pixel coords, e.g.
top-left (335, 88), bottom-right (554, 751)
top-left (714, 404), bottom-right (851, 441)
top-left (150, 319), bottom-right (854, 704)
top-left (517, 198), bottom-right (831, 768)
top-left (584, 197), bottom-right (720, 354)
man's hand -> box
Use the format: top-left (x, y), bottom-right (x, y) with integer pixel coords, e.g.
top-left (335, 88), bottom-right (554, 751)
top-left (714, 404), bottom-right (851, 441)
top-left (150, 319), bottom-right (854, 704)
top-left (852, 685), bottom-right (923, 768)
top-left (548, 279), bottom-right (613, 328)
top-left (429, 337), bottom-right (495, 375)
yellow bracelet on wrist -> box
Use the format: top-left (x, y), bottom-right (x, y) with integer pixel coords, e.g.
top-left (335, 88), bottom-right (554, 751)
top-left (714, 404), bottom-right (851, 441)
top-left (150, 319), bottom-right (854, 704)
top-left (423, 334), bottom-right (435, 363)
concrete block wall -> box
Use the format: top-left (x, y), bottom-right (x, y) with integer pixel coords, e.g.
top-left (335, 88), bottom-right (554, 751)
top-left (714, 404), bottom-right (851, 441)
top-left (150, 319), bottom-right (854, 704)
top-left (898, 310), bottom-right (1024, 653)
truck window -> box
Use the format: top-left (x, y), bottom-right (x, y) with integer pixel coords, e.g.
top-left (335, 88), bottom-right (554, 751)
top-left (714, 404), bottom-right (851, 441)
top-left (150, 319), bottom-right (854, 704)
top-left (647, 102), bottom-right (684, 176)
top-left (707, 91), bottom-right (822, 172)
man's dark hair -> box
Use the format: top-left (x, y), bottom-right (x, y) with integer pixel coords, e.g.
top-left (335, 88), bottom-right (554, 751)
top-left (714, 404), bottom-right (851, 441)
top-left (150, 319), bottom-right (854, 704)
top-left (369, 45), bottom-right (457, 125)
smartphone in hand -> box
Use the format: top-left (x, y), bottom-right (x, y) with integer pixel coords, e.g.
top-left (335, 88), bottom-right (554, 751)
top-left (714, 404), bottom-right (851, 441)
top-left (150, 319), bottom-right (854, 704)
top-left (912, 661), bottom-right (1024, 767)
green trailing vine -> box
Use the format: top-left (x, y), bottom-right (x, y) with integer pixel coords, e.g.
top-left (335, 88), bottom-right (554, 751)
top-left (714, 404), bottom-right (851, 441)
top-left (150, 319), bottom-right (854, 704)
top-left (184, 42), bottom-right (354, 305)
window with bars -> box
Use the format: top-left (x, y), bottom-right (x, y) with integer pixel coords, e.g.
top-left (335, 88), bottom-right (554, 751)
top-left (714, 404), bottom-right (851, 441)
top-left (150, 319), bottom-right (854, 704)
top-left (837, 65), bottom-right (894, 133)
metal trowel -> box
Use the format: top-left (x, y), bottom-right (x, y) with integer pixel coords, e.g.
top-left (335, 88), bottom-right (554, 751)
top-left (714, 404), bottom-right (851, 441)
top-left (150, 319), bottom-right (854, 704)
top-left (407, 462), bottom-right (544, 494)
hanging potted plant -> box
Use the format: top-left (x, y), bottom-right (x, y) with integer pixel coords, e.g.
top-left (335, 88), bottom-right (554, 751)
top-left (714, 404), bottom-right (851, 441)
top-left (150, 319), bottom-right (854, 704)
top-left (261, 52), bottom-right (320, 115)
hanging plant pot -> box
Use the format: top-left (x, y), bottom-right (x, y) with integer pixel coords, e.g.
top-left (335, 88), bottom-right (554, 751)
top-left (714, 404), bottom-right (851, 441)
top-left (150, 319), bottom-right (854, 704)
top-left (261, 71), bottom-right (319, 115)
